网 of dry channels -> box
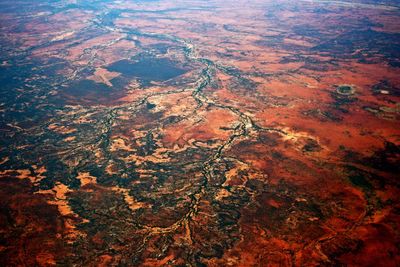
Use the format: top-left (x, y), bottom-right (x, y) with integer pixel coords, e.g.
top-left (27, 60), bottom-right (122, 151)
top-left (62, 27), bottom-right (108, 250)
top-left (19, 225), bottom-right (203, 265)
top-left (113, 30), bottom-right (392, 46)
top-left (0, 0), bottom-right (399, 266)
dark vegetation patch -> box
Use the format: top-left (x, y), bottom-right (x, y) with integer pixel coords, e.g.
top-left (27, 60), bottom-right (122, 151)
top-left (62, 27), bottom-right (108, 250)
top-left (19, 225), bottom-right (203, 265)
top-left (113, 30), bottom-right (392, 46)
top-left (107, 55), bottom-right (187, 83)
top-left (343, 142), bottom-right (400, 177)
top-left (364, 142), bottom-right (400, 174)
top-left (302, 138), bottom-right (322, 153)
top-left (371, 80), bottom-right (400, 97)
top-left (61, 79), bottom-right (125, 105)
top-left (312, 29), bottom-right (400, 66)
top-left (330, 84), bottom-right (357, 112)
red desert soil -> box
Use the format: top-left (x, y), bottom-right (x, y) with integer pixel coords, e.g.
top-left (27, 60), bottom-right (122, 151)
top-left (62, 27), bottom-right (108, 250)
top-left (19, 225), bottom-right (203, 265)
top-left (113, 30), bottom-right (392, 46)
top-left (0, 0), bottom-right (399, 266)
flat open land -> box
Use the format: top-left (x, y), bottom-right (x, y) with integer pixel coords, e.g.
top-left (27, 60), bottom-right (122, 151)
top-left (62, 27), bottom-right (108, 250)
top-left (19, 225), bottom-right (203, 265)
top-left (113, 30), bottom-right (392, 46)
top-left (0, 0), bottom-right (399, 266)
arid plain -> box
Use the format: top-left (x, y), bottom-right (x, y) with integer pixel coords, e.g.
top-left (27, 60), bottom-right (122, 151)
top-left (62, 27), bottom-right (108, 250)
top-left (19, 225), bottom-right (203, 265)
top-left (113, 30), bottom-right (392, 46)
top-left (0, 0), bottom-right (399, 266)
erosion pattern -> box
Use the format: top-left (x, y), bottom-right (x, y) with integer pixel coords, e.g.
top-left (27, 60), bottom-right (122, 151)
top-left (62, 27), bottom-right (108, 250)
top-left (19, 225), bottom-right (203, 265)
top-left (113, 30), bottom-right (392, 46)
top-left (1, 0), bottom-right (400, 266)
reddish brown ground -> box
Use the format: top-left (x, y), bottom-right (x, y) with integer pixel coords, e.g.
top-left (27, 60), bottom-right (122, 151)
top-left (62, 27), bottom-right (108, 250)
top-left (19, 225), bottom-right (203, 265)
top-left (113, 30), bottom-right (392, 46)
top-left (0, 0), bottom-right (399, 266)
